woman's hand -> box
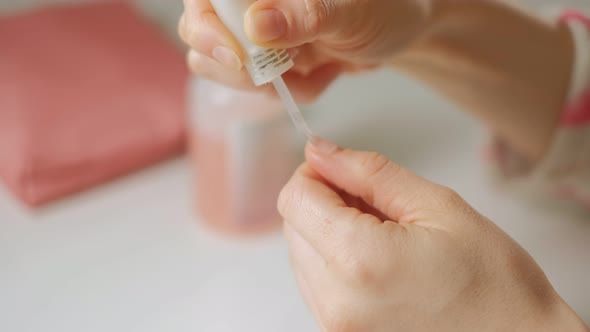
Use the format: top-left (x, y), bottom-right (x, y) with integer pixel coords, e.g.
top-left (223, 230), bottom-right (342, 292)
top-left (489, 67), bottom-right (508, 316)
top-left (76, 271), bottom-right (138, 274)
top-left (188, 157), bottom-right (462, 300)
top-left (178, 0), bottom-right (434, 102)
top-left (279, 138), bottom-right (587, 332)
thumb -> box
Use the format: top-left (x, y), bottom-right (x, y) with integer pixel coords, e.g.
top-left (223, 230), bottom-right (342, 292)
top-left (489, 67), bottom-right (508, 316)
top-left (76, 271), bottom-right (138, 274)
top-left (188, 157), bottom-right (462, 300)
top-left (305, 138), bottom-right (460, 223)
top-left (244, 0), bottom-right (356, 48)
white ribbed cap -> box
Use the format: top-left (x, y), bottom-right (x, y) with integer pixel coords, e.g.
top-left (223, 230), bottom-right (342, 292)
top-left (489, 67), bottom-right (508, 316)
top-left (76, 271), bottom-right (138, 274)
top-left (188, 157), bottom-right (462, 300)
top-left (209, 0), bottom-right (294, 86)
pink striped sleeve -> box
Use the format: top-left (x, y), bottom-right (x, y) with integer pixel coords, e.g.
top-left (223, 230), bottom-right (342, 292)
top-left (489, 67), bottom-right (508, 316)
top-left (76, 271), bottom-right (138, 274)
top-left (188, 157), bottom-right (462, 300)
top-left (488, 9), bottom-right (590, 208)
top-left (560, 10), bottom-right (590, 127)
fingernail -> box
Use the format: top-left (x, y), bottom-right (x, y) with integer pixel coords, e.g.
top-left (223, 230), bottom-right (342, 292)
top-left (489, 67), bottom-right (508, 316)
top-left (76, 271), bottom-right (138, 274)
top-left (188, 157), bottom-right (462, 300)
top-left (309, 136), bottom-right (340, 154)
top-left (212, 46), bottom-right (242, 71)
top-left (247, 8), bottom-right (287, 42)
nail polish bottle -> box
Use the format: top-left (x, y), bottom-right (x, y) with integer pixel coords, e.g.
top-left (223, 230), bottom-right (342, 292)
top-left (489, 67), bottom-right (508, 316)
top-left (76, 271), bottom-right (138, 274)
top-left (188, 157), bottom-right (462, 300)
top-left (188, 77), bottom-right (299, 235)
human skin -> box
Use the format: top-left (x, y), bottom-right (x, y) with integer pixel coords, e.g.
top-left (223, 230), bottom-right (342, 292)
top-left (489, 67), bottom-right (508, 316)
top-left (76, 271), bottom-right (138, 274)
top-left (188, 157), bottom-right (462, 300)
top-left (277, 138), bottom-right (588, 332)
top-left (179, 0), bottom-right (573, 162)
top-left (178, 0), bottom-right (588, 330)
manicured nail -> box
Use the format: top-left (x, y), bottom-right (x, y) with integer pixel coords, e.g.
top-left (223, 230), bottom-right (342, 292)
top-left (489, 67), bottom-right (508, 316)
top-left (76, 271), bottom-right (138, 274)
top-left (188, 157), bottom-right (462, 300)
top-left (247, 8), bottom-right (287, 42)
top-left (212, 46), bottom-right (242, 71)
top-left (310, 136), bottom-right (340, 154)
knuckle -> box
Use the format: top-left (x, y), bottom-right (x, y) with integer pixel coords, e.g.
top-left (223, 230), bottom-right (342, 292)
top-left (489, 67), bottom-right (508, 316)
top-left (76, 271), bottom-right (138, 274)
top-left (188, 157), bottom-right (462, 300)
top-left (184, 19), bottom-right (201, 47)
top-left (277, 173), bottom-right (303, 217)
top-left (329, 213), bottom-right (387, 287)
top-left (361, 152), bottom-right (392, 179)
top-left (436, 187), bottom-right (465, 209)
top-left (335, 250), bottom-right (377, 286)
top-left (358, 151), bottom-right (403, 211)
top-left (361, 153), bottom-right (399, 202)
top-left (198, 11), bottom-right (219, 31)
top-left (303, 0), bottom-right (329, 36)
top-left (182, 12), bottom-right (216, 51)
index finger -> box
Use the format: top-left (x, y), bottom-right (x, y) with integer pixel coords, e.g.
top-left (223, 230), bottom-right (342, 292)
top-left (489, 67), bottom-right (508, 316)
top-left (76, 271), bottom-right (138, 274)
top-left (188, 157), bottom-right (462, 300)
top-left (278, 163), bottom-right (385, 261)
top-left (180, 0), bottom-right (245, 60)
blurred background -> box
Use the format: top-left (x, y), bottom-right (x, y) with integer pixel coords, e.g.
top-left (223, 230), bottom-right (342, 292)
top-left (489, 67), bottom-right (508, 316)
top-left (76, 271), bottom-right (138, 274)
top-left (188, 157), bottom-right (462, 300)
top-left (0, 0), bottom-right (589, 331)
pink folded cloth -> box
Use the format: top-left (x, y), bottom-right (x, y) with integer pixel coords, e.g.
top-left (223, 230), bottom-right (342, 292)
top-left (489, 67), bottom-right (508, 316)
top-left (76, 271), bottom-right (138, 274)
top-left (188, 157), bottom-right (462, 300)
top-left (0, 1), bottom-right (189, 207)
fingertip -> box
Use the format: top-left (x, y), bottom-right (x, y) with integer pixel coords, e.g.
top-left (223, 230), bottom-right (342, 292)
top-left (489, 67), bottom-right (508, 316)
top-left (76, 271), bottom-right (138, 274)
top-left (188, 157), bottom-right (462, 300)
top-left (212, 45), bottom-right (243, 71)
top-left (181, 11), bottom-right (245, 68)
top-left (307, 137), bottom-right (340, 156)
top-left (185, 50), bottom-right (257, 90)
top-left (245, 5), bottom-right (288, 45)
top-left (304, 137), bottom-right (342, 178)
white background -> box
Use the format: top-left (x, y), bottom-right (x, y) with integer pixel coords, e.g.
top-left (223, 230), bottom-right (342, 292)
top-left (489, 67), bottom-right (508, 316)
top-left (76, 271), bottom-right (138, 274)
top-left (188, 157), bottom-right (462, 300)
top-left (1, 1), bottom-right (589, 331)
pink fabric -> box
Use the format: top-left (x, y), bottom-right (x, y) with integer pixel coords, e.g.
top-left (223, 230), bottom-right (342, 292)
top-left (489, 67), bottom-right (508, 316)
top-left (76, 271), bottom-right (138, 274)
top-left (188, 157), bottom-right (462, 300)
top-left (0, 1), bottom-right (189, 206)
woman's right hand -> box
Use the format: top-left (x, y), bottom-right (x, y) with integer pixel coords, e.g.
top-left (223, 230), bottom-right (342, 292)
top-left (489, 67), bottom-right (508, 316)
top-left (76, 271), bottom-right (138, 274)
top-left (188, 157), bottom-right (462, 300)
top-left (278, 139), bottom-right (589, 332)
top-left (179, 0), bottom-right (435, 102)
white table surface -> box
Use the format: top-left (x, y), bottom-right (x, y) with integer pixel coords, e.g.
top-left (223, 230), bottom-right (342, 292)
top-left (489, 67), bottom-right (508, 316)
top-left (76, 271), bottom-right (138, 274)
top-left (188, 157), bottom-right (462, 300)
top-left (1, 1), bottom-right (589, 331)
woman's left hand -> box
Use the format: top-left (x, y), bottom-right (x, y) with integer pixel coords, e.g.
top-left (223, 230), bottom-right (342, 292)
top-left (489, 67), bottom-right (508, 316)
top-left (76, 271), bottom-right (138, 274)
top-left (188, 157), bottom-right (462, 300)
top-left (279, 138), bottom-right (587, 332)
